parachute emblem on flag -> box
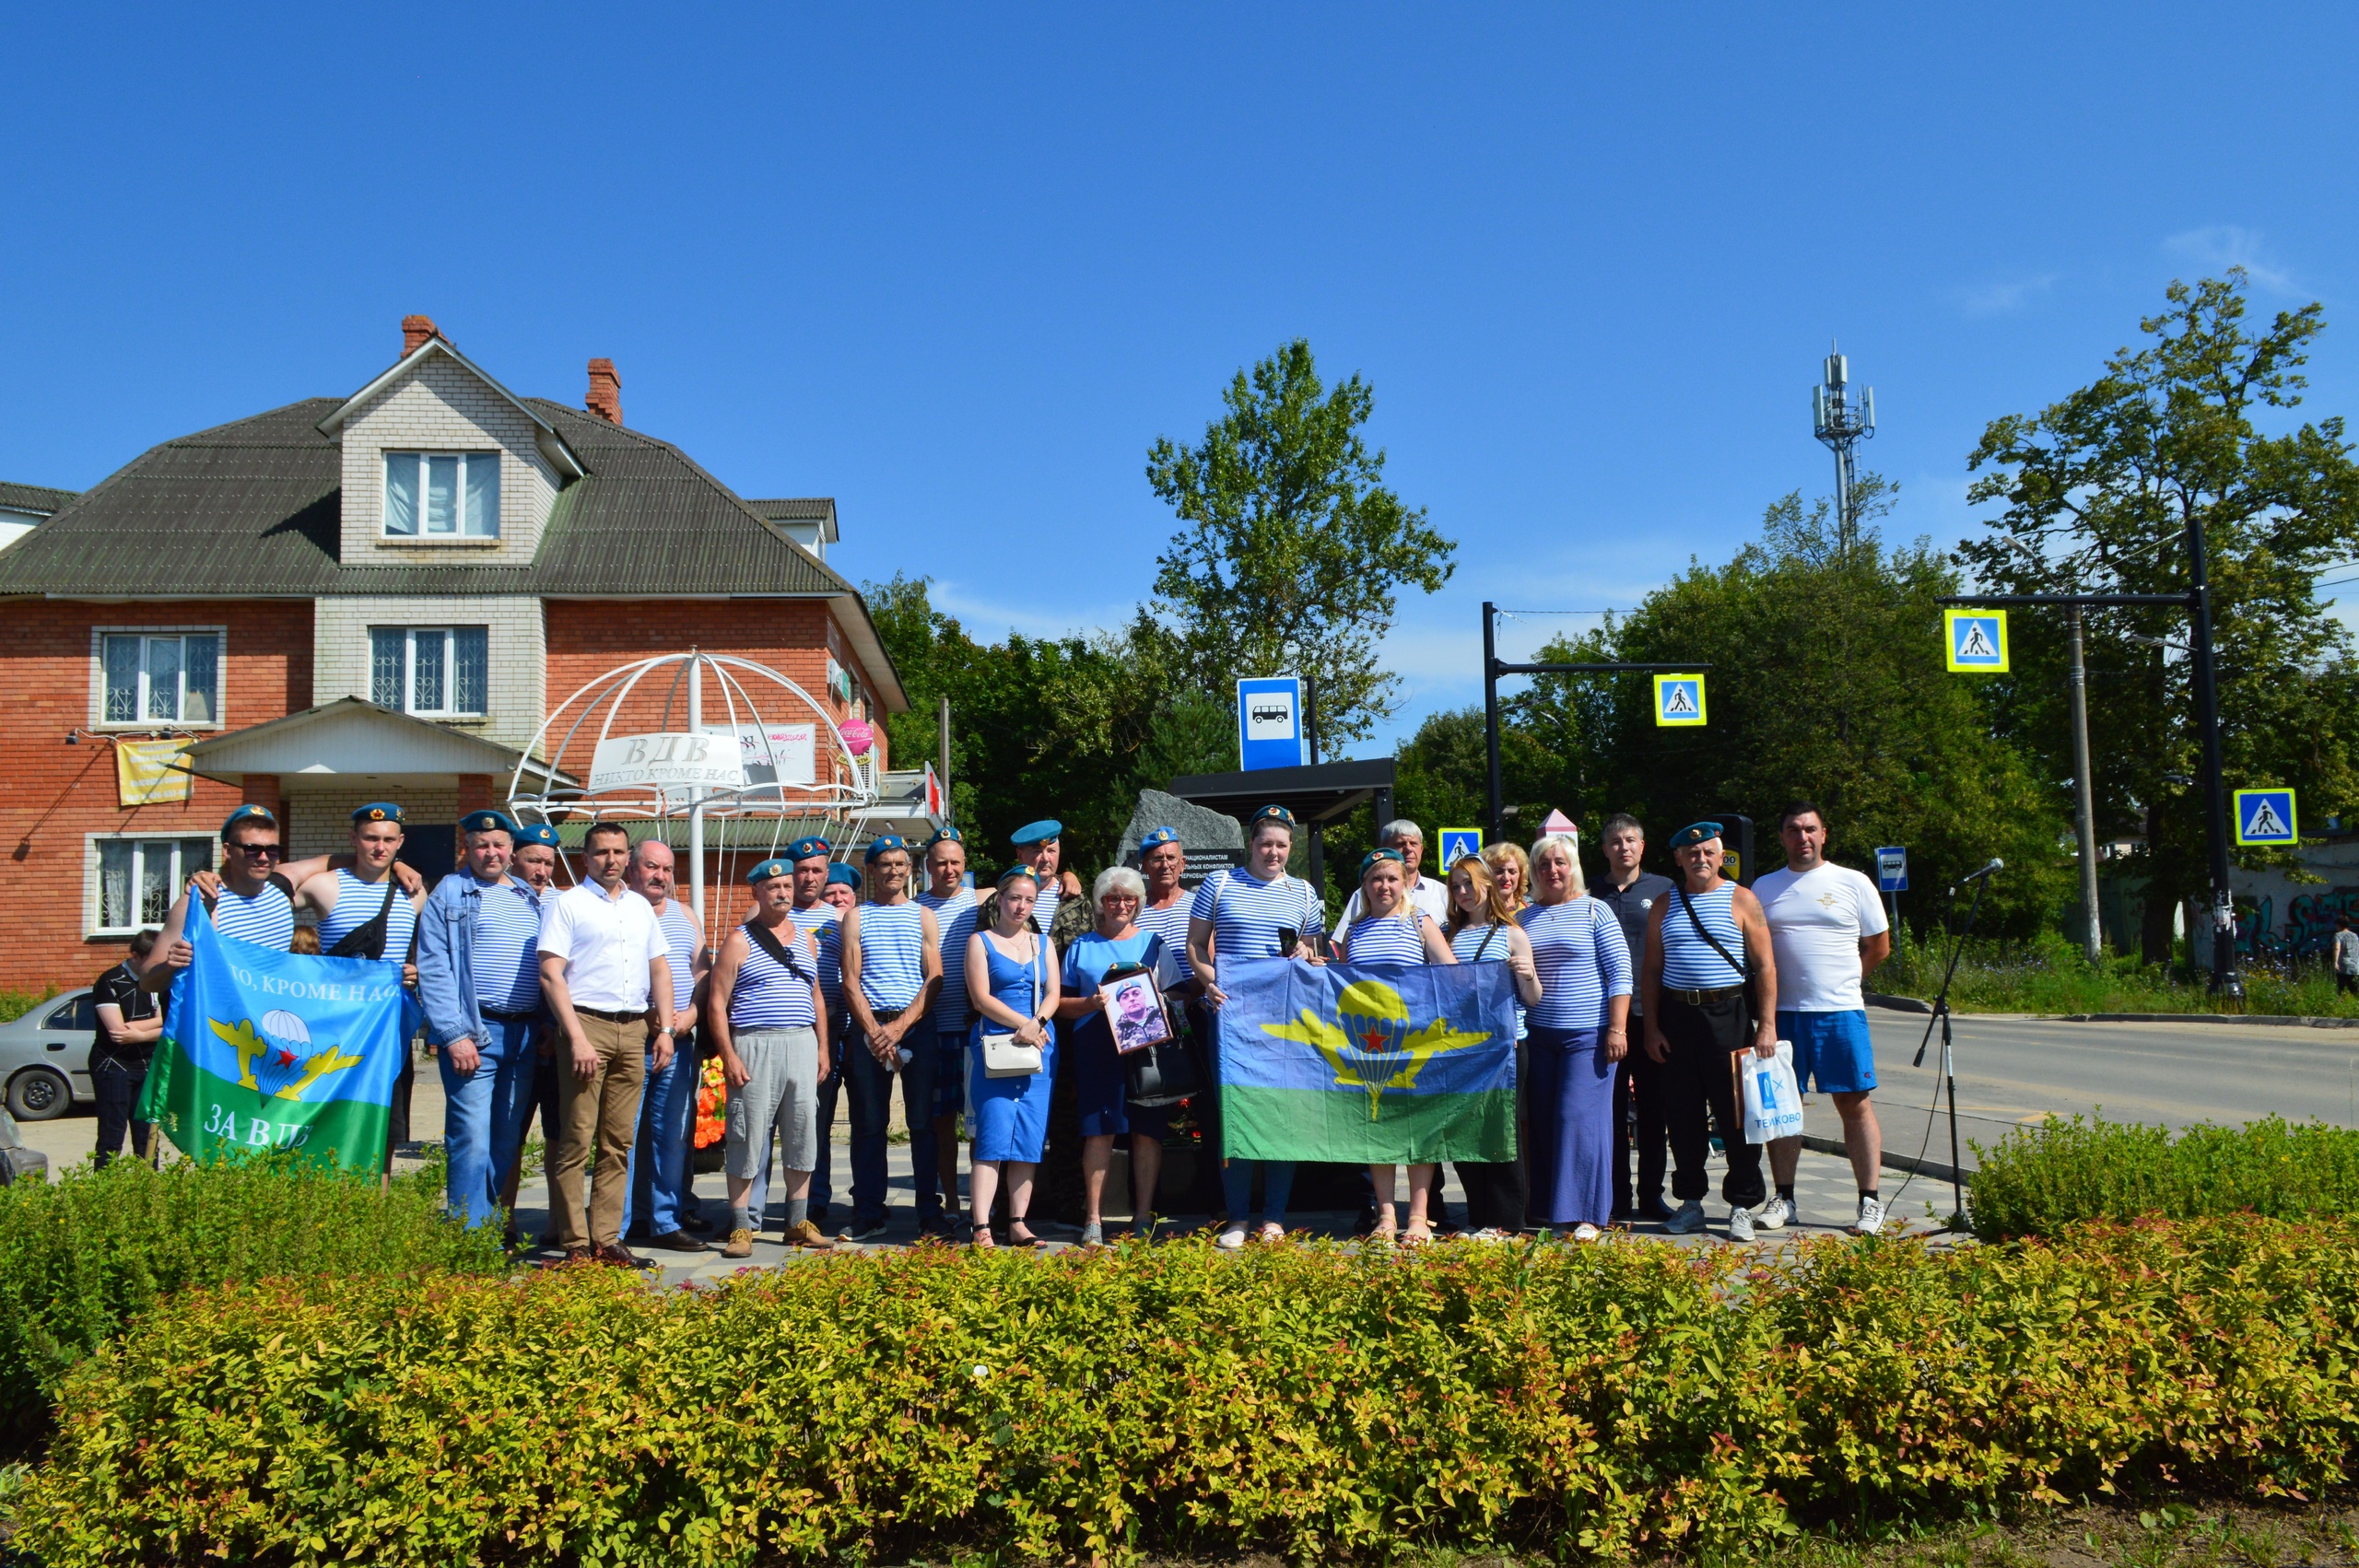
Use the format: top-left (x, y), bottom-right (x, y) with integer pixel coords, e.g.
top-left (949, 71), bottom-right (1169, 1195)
top-left (1262, 977), bottom-right (1493, 1119)
top-left (209, 1010), bottom-right (362, 1102)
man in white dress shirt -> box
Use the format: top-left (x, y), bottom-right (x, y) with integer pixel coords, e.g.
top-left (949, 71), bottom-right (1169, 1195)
top-left (538, 821), bottom-right (675, 1267)
top-left (1338, 820), bottom-right (1450, 929)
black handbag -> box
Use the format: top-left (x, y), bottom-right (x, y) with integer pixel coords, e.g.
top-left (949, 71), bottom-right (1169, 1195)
top-left (1105, 960), bottom-right (1207, 1107)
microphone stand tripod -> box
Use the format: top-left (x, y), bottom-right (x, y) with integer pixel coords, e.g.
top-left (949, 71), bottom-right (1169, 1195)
top-left (1912, 870), bottom-right (1995, 1229)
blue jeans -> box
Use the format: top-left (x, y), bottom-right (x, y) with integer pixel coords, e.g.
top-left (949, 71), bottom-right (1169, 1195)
top-left (622, 1031), bottom-right (699, 1236)
top-left (845, 1021), bottom-right (940, 1222)
top-left (439, 1014), bottom-right (538, 1229)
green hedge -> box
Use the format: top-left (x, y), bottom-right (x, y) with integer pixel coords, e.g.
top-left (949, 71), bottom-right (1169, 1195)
top-left (20, 1218), bottom-right (2359, 1565)
top-left (0, 1153), bottom-right (508, 1442)
top-left (1969, 1114), bottom-right (2359, 1240)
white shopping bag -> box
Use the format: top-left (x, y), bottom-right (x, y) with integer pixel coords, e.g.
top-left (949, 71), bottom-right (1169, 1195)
top-left (1740, 1041), bottom-right (1806, 1144)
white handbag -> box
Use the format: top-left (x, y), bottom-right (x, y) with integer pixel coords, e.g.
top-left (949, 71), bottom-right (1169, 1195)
top-left (981, 937), bottom-right (1046, 1078)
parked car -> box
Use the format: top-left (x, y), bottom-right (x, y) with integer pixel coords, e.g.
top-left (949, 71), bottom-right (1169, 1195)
top-left (1, 989), bottom-right (95, 1120)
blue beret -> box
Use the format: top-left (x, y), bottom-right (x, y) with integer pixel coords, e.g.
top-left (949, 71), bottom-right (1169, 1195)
top-left (1139, 825), bottom-right (1180, 850)
top-left (1669, 820), bottom-right (1724, 850)
top-left (825, 863), bottom-right (863, 889)
top-left (512, 823), bottom-right (561, 849)
top-left (1249, 804), bottom-right (1297, 830)
top-left (1009, 819), bottom-right (1062, 847)
top-left (787, 836), bottom-right (831, 862)
top-left (996, 863), bottom-right (1040, 890)
top-left (219, 803), bottom-right (276, 841)
top-left (926, 825), bottom-right (965, 847)
top-left (863, 834), bottom-right (910, 863)
top-left (1359, 847), bottom-right (1405, 878)
top-left (460, 809), bottom-right (516, 837)
top-left (352, 802), bottom-right (405, 826)
top-left (746, 857), bottom-right (792, 884)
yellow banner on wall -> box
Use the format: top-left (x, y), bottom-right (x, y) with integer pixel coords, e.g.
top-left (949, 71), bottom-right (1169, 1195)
top-left (117, 738), bottom-right (194, 806)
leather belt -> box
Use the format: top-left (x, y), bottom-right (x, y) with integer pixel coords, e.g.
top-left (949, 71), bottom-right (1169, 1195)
top-left (480, 1006), bottom-right (539, 1023)
top-left (867, 1007), bottom-right (908, 1024)
top-left (575, 1006), bottom-right (644, 1024)
top-left (1665, 985), bottom-right (1745, 1006)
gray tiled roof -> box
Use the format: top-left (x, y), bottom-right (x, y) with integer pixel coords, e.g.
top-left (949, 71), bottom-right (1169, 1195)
top-left (0, 398), bottom-right (856, 599)
top-left (0, 481), bottom-right (76, 515)
top-left (745, 497), bottom-right (835, 521)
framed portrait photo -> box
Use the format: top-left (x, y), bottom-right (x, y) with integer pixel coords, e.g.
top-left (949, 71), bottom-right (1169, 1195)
top-left (1098, 968), bottom-right (1173, 1054)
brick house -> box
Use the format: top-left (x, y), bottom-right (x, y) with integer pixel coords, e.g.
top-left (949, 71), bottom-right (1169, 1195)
top-left (0, 315), bottom-right (906, 992)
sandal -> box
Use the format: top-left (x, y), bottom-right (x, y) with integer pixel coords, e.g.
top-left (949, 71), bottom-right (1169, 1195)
top-left (1402, 1223), bottom-right (1434, 1246)
top-left (1256, 1222), bottom-right (1286, 1245)
top-left (972, 1223), bottom-right (996, 1249)
top-left (1370, 1213), bottom-right (1400, 1244)
top-left (1005, 1222), bottom-right (1044, 1249)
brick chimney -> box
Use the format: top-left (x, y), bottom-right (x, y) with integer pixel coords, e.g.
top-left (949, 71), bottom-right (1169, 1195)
top-left (401, 314), bottom-right (438, 355)
top-left (586, 358), bottom-right (622, 425)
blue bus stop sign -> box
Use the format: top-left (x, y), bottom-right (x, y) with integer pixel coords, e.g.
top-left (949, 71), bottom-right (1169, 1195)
top-left (1236, 677), bottom-right (1307, 771)
top-left (1875, 846), bottom-right (1907, 893)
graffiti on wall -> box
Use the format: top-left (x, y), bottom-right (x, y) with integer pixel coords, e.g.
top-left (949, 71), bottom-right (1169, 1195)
top-left (2235, 886), bottom-right (2359, 959)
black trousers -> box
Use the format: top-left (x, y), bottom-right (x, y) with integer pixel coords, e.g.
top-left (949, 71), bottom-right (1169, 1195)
top-left (1614, 1024), bottom-right (1669, 1213)
top-left (92, 1053), bottom-right (152, 1167)
top-left (1658, 992), bottom-right (1766, 1209)
top-left (1448, 1036), bottom-right (1528, 1231)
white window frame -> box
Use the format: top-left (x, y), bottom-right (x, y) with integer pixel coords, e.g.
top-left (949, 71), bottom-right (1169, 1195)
top-left (382, 450), bottom-right (500, 540)
top-left (89, 626), bottom-right (227, 731)
top-left (370, 625), bottom-right (489, 718)
top-left (86, 833), bottom-right (215, 937)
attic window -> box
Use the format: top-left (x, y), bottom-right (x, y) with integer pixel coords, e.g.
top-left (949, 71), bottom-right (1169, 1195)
top-left (384, 451), bottom-right (499, 539)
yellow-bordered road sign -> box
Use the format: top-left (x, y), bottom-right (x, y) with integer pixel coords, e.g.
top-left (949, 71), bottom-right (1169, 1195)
top-left (1944, 608), bottom-right (2009, 673)
top-left (1652, 673), bottom-right (1706, 727)
top-left (2233, 788), bottom-right (2297, 847)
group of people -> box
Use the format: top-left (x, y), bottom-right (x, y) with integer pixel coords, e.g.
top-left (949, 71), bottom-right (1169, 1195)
top-left (95, 789), bottom-right (1897, 1259)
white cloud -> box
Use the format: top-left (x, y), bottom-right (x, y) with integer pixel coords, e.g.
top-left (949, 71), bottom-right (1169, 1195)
top-left (1954, 273), bottom-right (2060, 316)
top-left (927, 579), bottom-right (1136, 644)
top-left (2164, 226), bottom-right (2297, 294)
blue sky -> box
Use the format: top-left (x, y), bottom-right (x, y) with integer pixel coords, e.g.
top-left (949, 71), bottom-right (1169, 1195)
top-left (5, 6), bottom-right (2356, 755)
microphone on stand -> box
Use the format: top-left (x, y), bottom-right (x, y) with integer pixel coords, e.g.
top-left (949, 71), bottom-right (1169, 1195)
top-left (1954, 858), bottom-right (2004, 886)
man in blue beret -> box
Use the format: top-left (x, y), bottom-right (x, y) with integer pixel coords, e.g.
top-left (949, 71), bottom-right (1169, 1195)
top-left (496, 822), bottom-right (569, 1235)
top-left (417, 806), bottom-right (546, 1230)
top-left (1639, 821), bottom-right (1779, 1242)
top-left (838, 835), bottom-right (944, 1241)
top-left (918, 827), bottom-right (979, 1235)
top-left (1008, 820), bottom-right (1074, 937)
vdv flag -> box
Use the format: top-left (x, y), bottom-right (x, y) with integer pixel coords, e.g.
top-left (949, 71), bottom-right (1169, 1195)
top-left (1217, 957), bottom-right (1519, 1164)
top-left (136, 895), bottom-right (413, 1170)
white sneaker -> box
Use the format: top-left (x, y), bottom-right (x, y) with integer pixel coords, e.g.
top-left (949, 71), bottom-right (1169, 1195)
top-left (1728, 1205), bottom-right (1756, 1242)
top-left (1571, 1223), bottom-right (1602, 1244)
top-left (1467, 1227), bottom-right (1511, 1243)
top-left (1853, 1195), bottom-right (1886, 1236)
top-left (1663, 1199), bottom-right (1706, 1235)
top-left (1756, 1196), bottom-right (1795, 1231)
top-left (1216, 1223), bottom-right (1248, 1251)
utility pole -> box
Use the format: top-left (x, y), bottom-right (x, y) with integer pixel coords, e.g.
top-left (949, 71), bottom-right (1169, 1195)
top-left (1304, 673), bottom-right (1324, 895)
top-left (937, 696), bottom-right (953, 825)
top-left (2065, 605), bottom-right (2103, 964)
top-left (1479, 601), bottom-right (1709, 841)
top-left (1812, 343), bottom-right (1876, 556)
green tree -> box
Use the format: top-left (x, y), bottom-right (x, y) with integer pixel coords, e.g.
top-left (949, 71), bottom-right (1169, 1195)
top-left (1145, 339), bottom-right (1457, 746)
top-left (1543, 480), bottom-right (2071, 934)
top-left (1960, 271), bottom-right (2359, 959)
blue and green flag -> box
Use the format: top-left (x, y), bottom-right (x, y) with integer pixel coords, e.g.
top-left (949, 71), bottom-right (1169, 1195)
top-left (135, 897), bottom-right (413, 1170)
top-left (1217, 958), bottom-right (1520, 1164)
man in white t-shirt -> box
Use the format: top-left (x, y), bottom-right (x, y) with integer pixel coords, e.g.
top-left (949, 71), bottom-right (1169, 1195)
top-left (1750, 802), bottom-right (1892, 1236)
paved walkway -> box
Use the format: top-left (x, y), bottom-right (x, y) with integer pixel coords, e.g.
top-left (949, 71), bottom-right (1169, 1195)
top-left (18, 1058), bottom-right (1954, 1287)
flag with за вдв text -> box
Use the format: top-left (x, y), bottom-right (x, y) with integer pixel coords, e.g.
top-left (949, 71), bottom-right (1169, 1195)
top-left (1215, 956), bottom-right (1520, 1164)
top-left (135, 895), bottom-right (415, 1170)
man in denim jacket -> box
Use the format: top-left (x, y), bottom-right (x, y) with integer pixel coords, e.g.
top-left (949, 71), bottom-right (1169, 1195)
top-left (417, 810), bottom-right (548, 1229)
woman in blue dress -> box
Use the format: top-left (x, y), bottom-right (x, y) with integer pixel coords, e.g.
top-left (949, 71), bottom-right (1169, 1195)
top-left (1516, 833), bottom-right (1632, 1241)
top-left (1055, 865), bottom-right (1170, 1246)
top-left (1333, 848), bottom-right (1457, 1242)
top-left (965, 865), bottom-right (1061, 1247)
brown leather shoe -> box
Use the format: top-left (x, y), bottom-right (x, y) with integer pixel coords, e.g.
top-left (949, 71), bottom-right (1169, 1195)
top-left (596, 1242), bottom-right (651, 1270)
top-left (645, 1229), bottom-right (709, 1253)
top-left (722, 1228), bottom-right (755, 1259)
top-left (779, 1219), bottom-right (835, 1250)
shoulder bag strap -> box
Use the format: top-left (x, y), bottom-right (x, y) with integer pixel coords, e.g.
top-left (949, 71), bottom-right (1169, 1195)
top-left (1472, 922), bottom-right (1501, 963)
top-left (745, 919), bottom-right (816, 984)
top-left (326, 877), bottom-right (398, 960)
top-left (1674, 884), bottom-right (1748, 982)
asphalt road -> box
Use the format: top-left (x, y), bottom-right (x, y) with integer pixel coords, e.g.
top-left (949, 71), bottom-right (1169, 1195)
top-left (1801, 1012), bottom-right (2359, 1170)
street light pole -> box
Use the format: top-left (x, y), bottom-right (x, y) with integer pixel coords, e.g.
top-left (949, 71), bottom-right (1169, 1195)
top-left (2066, 605), bottom-right (2103, 964)
top-left (2185, 513), bottom-right (2244, 1003)
top-left (1483, 603), bottom-right (1505, 843)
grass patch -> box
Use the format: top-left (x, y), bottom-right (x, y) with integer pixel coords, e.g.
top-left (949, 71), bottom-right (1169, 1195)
top-left (1875, 926), bottom-right (2356, 1017)
top-left (1969, 1114), bottom-right (2359, 1241)
top-left (18, 1216), bottom-right (2359, 1565)
top-left (0, 1150), bottom-right (509, 1447)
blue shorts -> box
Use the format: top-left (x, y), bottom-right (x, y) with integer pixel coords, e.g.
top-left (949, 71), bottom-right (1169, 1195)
top-left (931, 1033), bottom-right (966, 1117)
top-left (1778, 1009), bottom-right (1877, 1094)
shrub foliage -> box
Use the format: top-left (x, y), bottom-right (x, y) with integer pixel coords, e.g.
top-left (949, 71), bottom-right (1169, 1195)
top-left (20, 1217), bottom-right (2359, 1565)
top-left (0, 1153), bottom-right (507, 1440)
top-left (1970, 1114), bottom-right (2359, 1240)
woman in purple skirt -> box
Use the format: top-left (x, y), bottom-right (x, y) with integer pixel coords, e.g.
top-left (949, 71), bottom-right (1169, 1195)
top-left (1516, 834), bottom-right (1633, 1241)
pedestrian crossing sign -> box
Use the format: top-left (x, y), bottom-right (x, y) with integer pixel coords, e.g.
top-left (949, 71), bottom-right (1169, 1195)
top-left (1944, 609), bottom-right (2009, 673)
top-left (1652, 673), bottom-right (1707, 727)
top-left (1438, 827), bottom-right (1483, 867)
top-left (2234, 788), bottom-right (2298, 847)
